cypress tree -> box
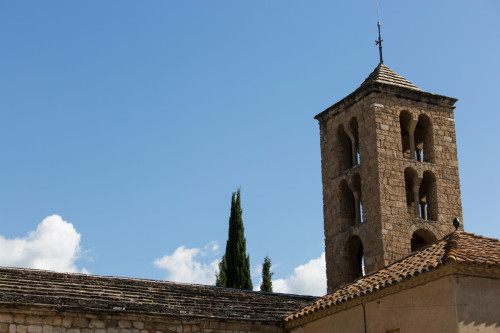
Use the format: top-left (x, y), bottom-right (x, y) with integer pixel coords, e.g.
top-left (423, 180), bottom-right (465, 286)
top-left (216, 189), bottom-right (253, 290)
top-left (215, 255), bottom-right (227, 287)
top-left (260, 256), bottom-right (273, 292)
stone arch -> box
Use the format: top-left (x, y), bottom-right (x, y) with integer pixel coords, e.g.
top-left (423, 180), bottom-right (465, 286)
top-left (411, 229), bottom-right (437, 252)
top-left (337, 125), bottom-right (353, 171)
top-left (414, 114), bottom-right (434, 162)
top-left (345, 235), bottom-right (364, 280)
top-left (339, 179), bottom-right (355, 226)
top-left (349, 117), bottom-right (360, 165)
top-left (420, 171), bottom-right (438, 221)
top-left (404, 167), bottom-right (420, 218)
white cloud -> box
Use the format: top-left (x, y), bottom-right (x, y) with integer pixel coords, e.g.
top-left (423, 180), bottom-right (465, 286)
top-left (0, 215), bottom-right (87, 273)
top-left (271, 253), bottom-right (326, 296)
top-left (154, 243), bottom-right (219, 285)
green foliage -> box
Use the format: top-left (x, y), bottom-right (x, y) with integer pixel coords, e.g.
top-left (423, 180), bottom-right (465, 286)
top-left (215, 255), bottom-right (227, 287)
top-left (260, 256), bottom-right (273, 292)
top-left (217, 189), bottom-right (253, 290)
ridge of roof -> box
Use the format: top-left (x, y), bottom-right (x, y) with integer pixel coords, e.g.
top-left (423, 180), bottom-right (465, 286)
top-left (286, 231), bottom-right (500, 323)
top-left (0, 266), bottom-right (316, 322)
top-left (359, 63), bottom-right (422, 91)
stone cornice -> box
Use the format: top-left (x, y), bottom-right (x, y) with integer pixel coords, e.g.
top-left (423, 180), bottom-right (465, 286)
top-left (315, 82), bottom-right (458, 123)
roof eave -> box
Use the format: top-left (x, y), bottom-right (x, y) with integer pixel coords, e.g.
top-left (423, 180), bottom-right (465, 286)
top-left (315, 82), bottom-right (458, 123)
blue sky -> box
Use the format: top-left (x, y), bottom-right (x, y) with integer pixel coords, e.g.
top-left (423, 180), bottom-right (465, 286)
top-left (0, 1), bottom-right (499, 296)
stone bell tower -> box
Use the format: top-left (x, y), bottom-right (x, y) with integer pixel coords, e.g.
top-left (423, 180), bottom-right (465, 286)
top-left (317, 63), bottom-right (463, 292)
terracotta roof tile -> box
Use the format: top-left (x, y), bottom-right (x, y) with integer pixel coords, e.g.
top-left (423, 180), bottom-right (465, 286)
top-left (0, 267), bottom-right (316, 322)
top-left (286, 231), bottom-right (500, 322)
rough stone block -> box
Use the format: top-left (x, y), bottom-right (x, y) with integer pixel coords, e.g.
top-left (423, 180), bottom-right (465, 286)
top-left (26, 318), bottom-right (43, 326)
top-left (43, 317), bottom-right (61, 326)
top-left (43, 326), bottom-right (54, 333)
top-left (89, 320), bottom-right (105, 329)
top-left (62, 319), bottom-right (72, 329)
top-left (132, 322), bottom-right (144, 330)
top-left (72, 318), bottom-right (89, 329)
top-left (118, 321), bottom-right (131, 329)
top-left (0, 315), bottom-right (13, 324)
top-left (27, 325), bottom-right (42, 333)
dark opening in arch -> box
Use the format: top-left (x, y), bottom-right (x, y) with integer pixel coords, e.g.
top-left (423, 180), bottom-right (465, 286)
top-left (346, 235), bottom-right (364, 279)
top-left (337, 125), bottom-right (353, 171)
top-left (420, 171), bottom-right (438, 221)
top-left (399, 111), bottom-right (413, 159)
top-left (349, 117), bottom-right (360, 165)
top-left (340, 180), bottom-right (356, 226)
top-left (411, 229), bottom-right (437, 252)
top-left (414, 114), bottom-right (434, 162)
top-left (404, 167), bottom-right (419, 218)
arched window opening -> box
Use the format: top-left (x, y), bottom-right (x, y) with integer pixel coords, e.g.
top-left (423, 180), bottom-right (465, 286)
top-left (349, 117), bottom-right (360, 166)
top-left (346, 236), bottom-right (364, 280)
top-left (420, 171), bottom-right (438, 221)
top-left (340, 180), bottom-right (355, 226)
top-left (399, 111), bottom-right (415, 160)
top-left (351, 173), bottom-right (362, 224)
top-left (411, 229), bottom-right (437, 252)
top-left (414, 114), bottom-right (434, 163)
top-left (337, 125), bottom-right (353, 171)
top-left (404, 168), bottom-right (420, 218)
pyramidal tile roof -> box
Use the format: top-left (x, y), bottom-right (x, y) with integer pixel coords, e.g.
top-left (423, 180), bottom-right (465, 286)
top-left (359, 63), bottom-right (422, 91)
top-left (286, 231), bottom-right (500, 322)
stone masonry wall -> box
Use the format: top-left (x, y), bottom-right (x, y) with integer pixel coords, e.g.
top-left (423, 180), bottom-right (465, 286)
top-left (319, 95), bottom-right (385, 292)
top-left (371, 91), bottom-right (463, 267)
top-left (319, 87), bottom-right (463, 292)
top-left (0, 309), bottom-right (284, 333)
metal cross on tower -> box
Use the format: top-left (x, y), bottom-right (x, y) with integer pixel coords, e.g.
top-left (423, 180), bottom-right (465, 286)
top-left (375, 6), bottom-right (384, 64)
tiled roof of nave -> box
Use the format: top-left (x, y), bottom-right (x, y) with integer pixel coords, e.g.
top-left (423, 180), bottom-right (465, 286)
top-left (0, 266), bottom-right (316, 322)
top-left (286, 231), bottom-right (500, 322)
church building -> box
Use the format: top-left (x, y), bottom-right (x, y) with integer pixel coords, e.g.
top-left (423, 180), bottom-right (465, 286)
top-left (0, 49), bottom-right (499, 332)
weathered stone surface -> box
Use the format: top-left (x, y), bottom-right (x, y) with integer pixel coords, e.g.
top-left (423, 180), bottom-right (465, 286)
top-left (0, 323), bottom-right (9, 333)
top-left (26, 318), bottom-right (43, 326)
top-left (62, 319), bottom-right (72, 329)
top-left (0, 315), bottom-right (12, 324)
top-left (0, 267), bottom-right (314, 328)
top-left (89, 321), bottom-right (104, 330)
top-left (27, 325), bottom-right (42, 333)
top-left (131, 322), bottom-right (143, 330)
top-left (72, 319), bottom-right (89, 329)
top-left (44, 318), bottom-right (61, 326)
top-left (316, 65), bottom-right (463, 292)
top-left (118, 322), bottom-right (131, 329)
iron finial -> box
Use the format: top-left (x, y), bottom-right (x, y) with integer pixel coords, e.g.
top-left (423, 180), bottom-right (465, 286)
top-left (375, 4), bottom-right (384, 64)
